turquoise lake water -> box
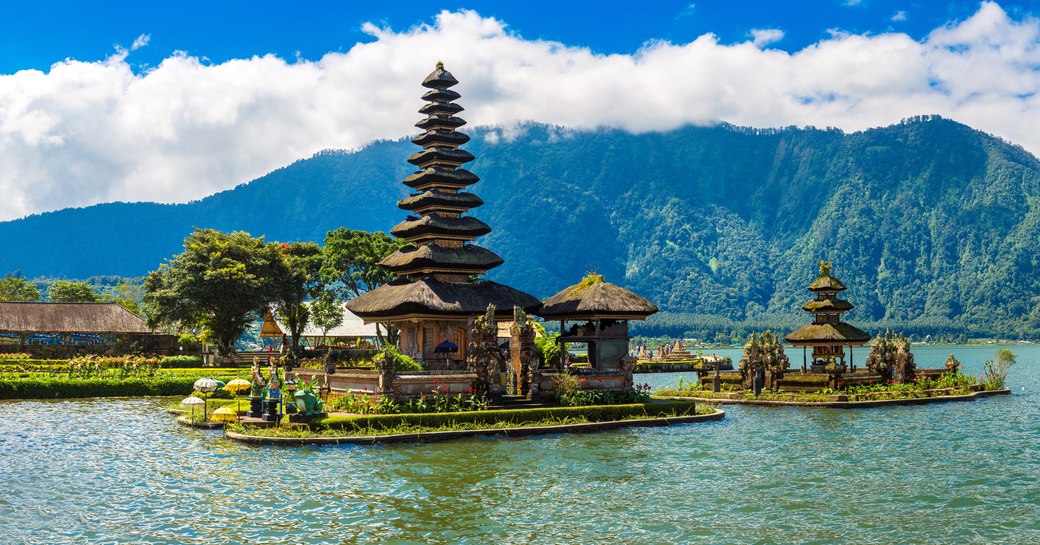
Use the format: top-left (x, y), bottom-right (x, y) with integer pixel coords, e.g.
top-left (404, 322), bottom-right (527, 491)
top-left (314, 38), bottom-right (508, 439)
top-left (1, 345), bottom-right (1038, 544)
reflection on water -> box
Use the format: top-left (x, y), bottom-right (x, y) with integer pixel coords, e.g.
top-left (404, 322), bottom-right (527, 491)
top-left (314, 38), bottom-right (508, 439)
top-left (1, 345), bottom-right (1038, 544)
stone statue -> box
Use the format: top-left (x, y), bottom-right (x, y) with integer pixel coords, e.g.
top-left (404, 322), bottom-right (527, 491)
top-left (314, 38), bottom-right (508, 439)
top-left (249, 357), bottom-right (265, 398)
top-left (265, 364), bottom-right (281, 401)
top-left (944, 354), bottom-right (961, 374)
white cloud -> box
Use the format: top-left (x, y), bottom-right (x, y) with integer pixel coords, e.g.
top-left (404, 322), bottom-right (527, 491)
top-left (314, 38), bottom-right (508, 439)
top-left (892, 10), bottom-right (908, 22)
top-left (130, 34), bottom-right (151, 51)
top-left (843, 0), bottom-right (864, 6)
top-left (750, 28), bottom-right (785, 48)
top-left (1, 2), bottom-right (1040, 220)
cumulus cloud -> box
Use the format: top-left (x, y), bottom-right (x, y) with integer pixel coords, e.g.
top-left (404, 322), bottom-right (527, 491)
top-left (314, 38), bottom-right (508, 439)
top-left (1, 2), bottom-right (1040, 220)
top-left (750, 28), bottom-right (785, 47)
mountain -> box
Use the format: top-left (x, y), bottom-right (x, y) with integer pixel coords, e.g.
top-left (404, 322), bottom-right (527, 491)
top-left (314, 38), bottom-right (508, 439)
top-left (3, 117), bottom-right (1040, 339)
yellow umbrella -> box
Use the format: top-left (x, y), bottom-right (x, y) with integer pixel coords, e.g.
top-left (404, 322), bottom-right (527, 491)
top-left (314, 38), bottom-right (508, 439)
top-left (211, 407), bottom-right (238, 422)
top-left (225, 378), bottom-right (251, 394)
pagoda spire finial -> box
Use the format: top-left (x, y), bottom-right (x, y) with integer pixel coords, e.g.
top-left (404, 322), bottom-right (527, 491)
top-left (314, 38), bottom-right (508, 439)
top-left (819, 260), bottom-right (832, 277)
top-left (436, 60), bottom-right (444, 70)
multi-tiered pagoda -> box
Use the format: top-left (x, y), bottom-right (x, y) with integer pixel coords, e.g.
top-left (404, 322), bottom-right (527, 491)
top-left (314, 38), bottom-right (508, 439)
top-left (347, 63), bottom-right (540, 367)
top-left (784, 261), bottom-right (871, 372)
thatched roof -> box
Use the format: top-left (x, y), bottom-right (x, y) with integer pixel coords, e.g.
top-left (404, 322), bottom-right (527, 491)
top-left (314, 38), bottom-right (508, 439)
top-left (380, 244), bottom-right (503, 275)
top-left (403, 167), bottom-right (478, 190)
top-left (422, 88), bottom-right (460, 102)
top-left (391, 215), bottom-right (491, 241)
top-left (784, 323), bottom-right (871, 345)
top-left (422, 62), bottom-right (459, 89)
top-left (538, 275), bottom-right (659, 320)
top-left (346, 278), bottom-right (541, 321)
top-left (807, 275), bottom-right (847, 292)
top-left (412, 129), bottom-right (469, 148)
top-left (407, 147), bottom-right (475, 169)
top-left (0, 302), bottom-right (150, 334)
top-left (801, 299), bottom-right (854, 313)
top-left (415, 115), bottom-right (466, 131)
top-left (418, 102), bottom-right (464, 117)
top-left (398, 190), bottom-right (483, 213)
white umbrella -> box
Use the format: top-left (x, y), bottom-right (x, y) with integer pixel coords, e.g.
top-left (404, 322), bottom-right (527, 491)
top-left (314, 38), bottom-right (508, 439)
top-left (194, 378), bottom-right (219, 393)
top-left (181, 395), bottom-right (205, 423)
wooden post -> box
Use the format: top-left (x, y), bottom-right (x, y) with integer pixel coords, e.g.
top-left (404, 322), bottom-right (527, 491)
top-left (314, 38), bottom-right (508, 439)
top-left (802, 346), bottom-right (807, 374)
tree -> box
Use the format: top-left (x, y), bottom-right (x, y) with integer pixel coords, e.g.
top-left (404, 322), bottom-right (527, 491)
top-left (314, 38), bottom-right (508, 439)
top-left (321, 228), bottom-right (405, 298)
top-left (102, 280), bottom-right (145, 315)
top-left (48, 280), bottom-right (99, 302)
top-left (0, 276), bottom-right (40, 302)
top-left (321, 228), bottom-right (406, 343)
top-left (143, 229), bottom-right (282, 358)
top-left (310, 290), bottom-right (344, 350)
top-left (270, 241), bottom-right (323, 366)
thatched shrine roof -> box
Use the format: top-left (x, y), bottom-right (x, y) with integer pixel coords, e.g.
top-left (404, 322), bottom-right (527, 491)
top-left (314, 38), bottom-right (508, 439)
top-left (801, 299), bottom-right (854, 313)
top-left (398, 190), bottom-right (483, 213)
top-left (412, 129), bottom-right (469, 148)
top-left (407, 147), bottom-right (475, 168)
top-left (345, 278), bottom-right (541, 321)
top-left (415, 115), bottom-right (467, 131)
top-left (391, 215), bottom-right (491, 241)
top-left (380, 244), bottom-right (503, 275)
top-left (418, 101), bottom-right (464, 116)
top-left (784, 323), bottom-right (871, 345)
top-left (422, 88), bottom-right (460, 102)
top-left (422, 63), bottom-right (459, 88)
top-left (0, 302), bottom-right (150, 334)
top-left (402, 167), bottom-right (479, 190)
top-left (807, 275), bottom-right (847, 292)
top-left (538, 275), bottom-right (659, 320)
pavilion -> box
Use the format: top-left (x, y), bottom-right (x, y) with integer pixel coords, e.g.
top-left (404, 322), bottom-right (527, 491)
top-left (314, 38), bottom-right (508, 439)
top-left (784, 261), bottom-right (871, 372)
top-left (0, 302), bottom-right (175, 356)
top-left (538, 274), bottom-right (658, 372)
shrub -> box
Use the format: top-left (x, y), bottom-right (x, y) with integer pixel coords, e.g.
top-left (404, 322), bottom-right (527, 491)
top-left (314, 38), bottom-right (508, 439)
top-left (311, 400), bottom-right (698, 432)
top-left (0, 377), bottom-right (202, 399)
top-left (160, 355), bottom-right (205, 368)
top-left (981, 348), bottom-right (1017, 390)
top-left (373, 345), bottom-right (422, 372)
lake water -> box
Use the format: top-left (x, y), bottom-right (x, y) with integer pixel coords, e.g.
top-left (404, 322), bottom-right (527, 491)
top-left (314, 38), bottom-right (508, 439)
top-left (1, 345), bottom-right (1038, 544)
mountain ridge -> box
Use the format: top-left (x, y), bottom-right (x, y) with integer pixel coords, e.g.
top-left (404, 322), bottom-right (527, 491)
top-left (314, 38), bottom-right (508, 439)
top-left (4, 117), bottom-right (1040, 337)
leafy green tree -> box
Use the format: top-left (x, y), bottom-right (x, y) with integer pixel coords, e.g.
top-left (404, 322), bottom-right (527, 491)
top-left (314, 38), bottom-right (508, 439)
top-left (321, 227), bottom-right (405, 343)
top-left (143, 229), bottom-right (282, 357)
top-left (310, 290), bottom-right (344, 350)
top-left (48, 280), bottom-right (99, 302)
top-left (0, 276), bottom-right (40, 302)
top-left (102, 280), bottom-right (145, 315)
top-left (270, 241), bottom-right (323, 366)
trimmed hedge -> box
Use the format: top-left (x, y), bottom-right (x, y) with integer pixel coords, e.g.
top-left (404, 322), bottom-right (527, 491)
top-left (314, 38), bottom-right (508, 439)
top-left (159, 355), bottom-right (205, 368)
top-left (311, 400), bottom-right (698, 432)
top-left (0, 375), bottom-right (237, 400)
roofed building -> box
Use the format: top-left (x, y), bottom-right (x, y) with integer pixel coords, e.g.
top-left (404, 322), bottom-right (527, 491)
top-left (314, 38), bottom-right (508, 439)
top-left (0, 302), bottom-right (175, 356)
top-left (784, 261), bottom-right (871, 372)
top-left (346, 63), bottom-right (540, 368)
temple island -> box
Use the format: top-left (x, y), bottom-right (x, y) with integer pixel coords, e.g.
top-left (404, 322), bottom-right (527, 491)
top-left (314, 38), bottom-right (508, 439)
top-left (657, 261), bottom-right (1011, 406)
top-left (211, 63), bottom-right (720, 442)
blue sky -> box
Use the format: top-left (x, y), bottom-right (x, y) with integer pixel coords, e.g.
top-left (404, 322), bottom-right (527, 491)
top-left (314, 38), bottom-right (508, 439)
top-left (3, 1), bottom-right (1035, 74)
top-left (1, 1), bottom-right (1040, 220)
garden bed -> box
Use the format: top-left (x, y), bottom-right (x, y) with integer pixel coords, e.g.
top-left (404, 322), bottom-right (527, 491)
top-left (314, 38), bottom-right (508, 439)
top-left (0, 374), bottom-right (239, 400)
top-left (225, 402), bottom-right (723, 445)
top-left (655, 388), bottom-right (1010, 408)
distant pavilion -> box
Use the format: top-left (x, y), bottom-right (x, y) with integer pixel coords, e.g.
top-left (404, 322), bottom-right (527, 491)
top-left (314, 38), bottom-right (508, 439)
top-left (784, 261), bottom-right (871, 372)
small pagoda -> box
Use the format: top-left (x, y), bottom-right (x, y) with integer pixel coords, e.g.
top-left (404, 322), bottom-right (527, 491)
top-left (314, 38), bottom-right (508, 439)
top-left (784, 261), bottom-right (871, 372)
top-left (347, 63), bottom-right (540, 367)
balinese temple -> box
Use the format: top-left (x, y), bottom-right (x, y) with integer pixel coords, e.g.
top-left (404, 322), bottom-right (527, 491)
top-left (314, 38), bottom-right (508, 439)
top-left (784, 261), bottom-right (871, 372)
top-left (346, 63), bottom-right (540, 368)
top-left (538, 275), bottom-right (659, 370)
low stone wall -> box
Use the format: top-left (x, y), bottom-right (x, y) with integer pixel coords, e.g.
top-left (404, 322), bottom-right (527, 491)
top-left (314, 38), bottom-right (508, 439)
top-left (697, 368), bottom-right (952, 393)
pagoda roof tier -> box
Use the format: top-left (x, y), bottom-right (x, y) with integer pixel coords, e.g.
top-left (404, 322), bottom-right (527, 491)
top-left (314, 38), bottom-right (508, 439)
top-left (346, 278), bottom-right (541, 321)
top-left (379, 244), bottom-right (504, 276)
top-left (416, 115), bottom-right (466, 131)
top-left (419, 101), bottom-right (464, 116)
top-left (390, 215), bottom-right (491, 242)
top-left (422, 88), bottom-right (461, 102)
top-left (538, 276), bottom-right (659, 321)
top-left (422, 64), bottom-right (459, 89)
top-left (407, 147), bottom-right (475, 169)
top-left (412, 129), bottom-right (470, 149)
top-left (801, 299), bottom-right (854, 313)
top-left (808, 275), bottom-right (847, 292)
top-left (403, 167), bottom-right (479, 190)
top-left (784, 323), bottom-right (871, 345)
top-left (398, 190), bottom-right (483, 213)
